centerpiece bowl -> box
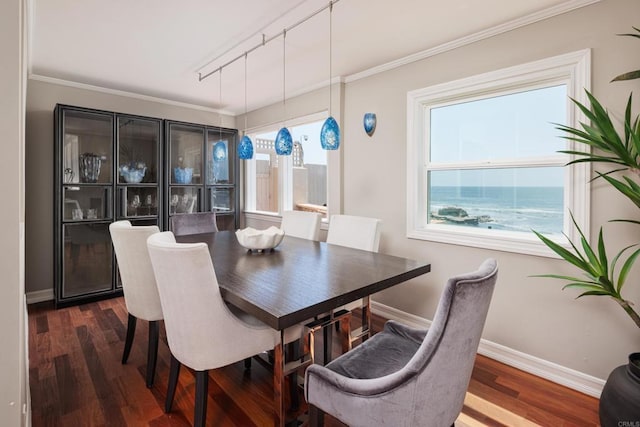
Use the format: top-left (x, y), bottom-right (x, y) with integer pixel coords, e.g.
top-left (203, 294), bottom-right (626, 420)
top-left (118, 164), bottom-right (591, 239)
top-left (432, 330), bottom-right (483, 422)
top-left (235, 226), bottom-right (285, 252)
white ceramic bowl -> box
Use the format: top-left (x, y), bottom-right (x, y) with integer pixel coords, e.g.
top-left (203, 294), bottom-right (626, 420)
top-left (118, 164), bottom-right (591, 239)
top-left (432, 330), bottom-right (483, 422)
top-left (235, 226), bottom-right (285, 251)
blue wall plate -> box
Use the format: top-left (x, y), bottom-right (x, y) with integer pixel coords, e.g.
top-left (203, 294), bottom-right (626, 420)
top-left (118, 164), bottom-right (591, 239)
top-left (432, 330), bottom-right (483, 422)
top-left (364, 113), bottom-right (376, 136)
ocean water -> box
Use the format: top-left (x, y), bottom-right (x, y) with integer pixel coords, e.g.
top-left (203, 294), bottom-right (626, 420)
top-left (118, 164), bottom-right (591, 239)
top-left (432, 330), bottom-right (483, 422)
top-left (429, 186), bottom-right (563, 235)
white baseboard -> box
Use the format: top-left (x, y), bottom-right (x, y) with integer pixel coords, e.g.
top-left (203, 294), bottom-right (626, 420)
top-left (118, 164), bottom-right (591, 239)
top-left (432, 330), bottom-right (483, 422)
top-left (371, 300), bottom-right (605, 398)
top-left (26, 289), bottom-right (54, 305)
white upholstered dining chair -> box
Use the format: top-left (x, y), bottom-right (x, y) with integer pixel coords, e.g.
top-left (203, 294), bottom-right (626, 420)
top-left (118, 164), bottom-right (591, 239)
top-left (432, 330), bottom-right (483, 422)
top-left (146, 231), bottom-right (303, 427)
top-left (109, 220), bottom-right (163, 388)
top-left (281, 210), bottom-right (322, 241)
top-left (326, 214), bottom-right (382, 350)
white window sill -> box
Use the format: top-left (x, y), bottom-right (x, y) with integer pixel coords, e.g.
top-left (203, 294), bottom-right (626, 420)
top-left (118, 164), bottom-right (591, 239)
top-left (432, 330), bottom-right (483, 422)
top-left (408, 224), bottom-right (566, 258)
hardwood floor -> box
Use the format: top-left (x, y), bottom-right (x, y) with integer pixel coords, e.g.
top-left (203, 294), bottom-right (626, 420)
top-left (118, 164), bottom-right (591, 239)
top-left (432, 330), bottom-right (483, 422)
top-left (28, 297), bottom-right (600, 426)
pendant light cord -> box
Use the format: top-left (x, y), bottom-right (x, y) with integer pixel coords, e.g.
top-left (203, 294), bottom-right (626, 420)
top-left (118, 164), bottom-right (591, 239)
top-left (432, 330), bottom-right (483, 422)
top-left (283, 29), bottom-right (287, 124)
top-left (244, 53), bottom-right (248, 134)
top-left (219, 67), bottom-right (223, 141)
top-left (329, 1), bottom-right (333, 117)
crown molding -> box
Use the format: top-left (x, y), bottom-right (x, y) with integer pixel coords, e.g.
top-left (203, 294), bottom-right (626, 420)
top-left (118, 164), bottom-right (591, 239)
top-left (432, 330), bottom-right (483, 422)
top-left (345, 0), bottom-right (600, 83)
top-left (28, 74), bottom-right (234, 115)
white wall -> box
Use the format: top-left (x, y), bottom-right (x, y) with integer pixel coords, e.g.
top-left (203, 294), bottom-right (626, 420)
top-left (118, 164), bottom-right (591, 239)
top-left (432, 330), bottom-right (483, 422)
top-left (243, 0), bottom-right (640, 384)
top-left (25, 78), bottom-right (235, 294)
top-left (0, 0), bottom-right (28, 424)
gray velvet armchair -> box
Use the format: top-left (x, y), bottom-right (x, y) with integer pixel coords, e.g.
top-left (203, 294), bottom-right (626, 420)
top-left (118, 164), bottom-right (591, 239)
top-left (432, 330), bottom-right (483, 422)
top-left (304, 258), bottom-right (498, 427)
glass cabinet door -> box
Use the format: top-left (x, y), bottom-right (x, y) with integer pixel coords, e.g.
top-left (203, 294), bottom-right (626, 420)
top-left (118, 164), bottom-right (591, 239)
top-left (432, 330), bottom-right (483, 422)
top-left (120, 187), bottom-right (158, 218)
top-left (169, 124), bottom-right (203, 185)
top-left (169, 187), bottom-right (199, 214)
top-left (62, 223), bottom-right (113, 298)
top-left (62, 110), bottom-right (113, 184)
top-left (63, 186), bottom-right (111, 220)
top-left (206, 129), bottom-right (234, 185)
top-left (209, 187), bottom-right (234, 213)
top-left (117, 117), bottom-right (160, 184)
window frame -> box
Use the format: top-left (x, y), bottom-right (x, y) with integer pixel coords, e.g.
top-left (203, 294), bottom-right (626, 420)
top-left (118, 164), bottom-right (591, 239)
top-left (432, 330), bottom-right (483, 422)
top-left (243, 111), bottom-right (336, 221)
top-left (406, 49), bottom-right (591, 257)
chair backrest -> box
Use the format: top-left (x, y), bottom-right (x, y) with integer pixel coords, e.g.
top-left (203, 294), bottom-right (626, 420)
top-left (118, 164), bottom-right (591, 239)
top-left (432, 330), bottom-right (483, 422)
top-left (146, 231), bottom-right (277, 371)
top-left (109, 220), bottom-right (162, 321)
top-left (281, 210), bottom-right (322, 241)
top-left (326, 215), bottom-right (381, 252)
top-left (169, 211), bottom-right (218, 236)
top-left (402, 258), bottom-right (498, 425)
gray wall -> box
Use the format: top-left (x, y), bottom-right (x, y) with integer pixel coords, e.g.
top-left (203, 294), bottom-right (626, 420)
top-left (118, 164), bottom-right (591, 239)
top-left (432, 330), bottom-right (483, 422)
top-left (25, 79), bottom-right (235, 294)
top-left (1, 0), bottom-right (27, 424)
top-left (243, 0), bottom-right (640, 381)
top-left (345, 0), bottom-right (640, 380)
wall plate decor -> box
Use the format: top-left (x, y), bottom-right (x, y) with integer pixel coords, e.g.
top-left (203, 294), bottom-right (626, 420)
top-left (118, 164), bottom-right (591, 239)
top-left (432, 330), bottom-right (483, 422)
top-left (364, 113), bottom-right (377, 136)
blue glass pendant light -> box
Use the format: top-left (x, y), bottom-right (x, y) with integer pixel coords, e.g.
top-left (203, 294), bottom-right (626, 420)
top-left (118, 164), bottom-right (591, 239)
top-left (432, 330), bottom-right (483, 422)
top-left (320, 116), bottom-right (340, 150)
top-left (238, 135), bottom-right (253, 160)
top-left (275, 127), bottom-right (293, 155)
top-left (321, 3), bottom-right (340, 150)
top-left (238, 53), bottom-right (254, 160)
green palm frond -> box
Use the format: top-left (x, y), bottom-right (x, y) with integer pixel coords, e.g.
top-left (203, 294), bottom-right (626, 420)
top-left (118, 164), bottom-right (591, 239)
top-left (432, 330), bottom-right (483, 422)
top-left (534, 27), bottom-right (640, 330)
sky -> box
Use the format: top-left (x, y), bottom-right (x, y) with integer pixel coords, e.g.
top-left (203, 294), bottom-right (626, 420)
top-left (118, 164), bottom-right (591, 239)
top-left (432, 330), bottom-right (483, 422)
top-left (429, 84), bottom-right (567, 187)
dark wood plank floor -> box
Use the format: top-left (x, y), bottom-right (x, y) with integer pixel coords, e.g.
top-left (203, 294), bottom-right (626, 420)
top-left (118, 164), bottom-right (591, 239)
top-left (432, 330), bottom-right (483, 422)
top-left (28, 297), bottom-right (600, 426)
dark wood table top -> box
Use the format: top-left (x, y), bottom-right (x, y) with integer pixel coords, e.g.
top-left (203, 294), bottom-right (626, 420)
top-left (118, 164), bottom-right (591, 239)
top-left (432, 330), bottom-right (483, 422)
top-left (176, 231), bottom-right (431, 331)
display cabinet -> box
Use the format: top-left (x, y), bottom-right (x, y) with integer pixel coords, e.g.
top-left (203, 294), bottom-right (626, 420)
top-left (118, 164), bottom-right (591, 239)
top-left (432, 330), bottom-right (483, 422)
top-left (165, 120), bottom-right (239, 231)
top-left (54, 104), bottom-right (162, 307)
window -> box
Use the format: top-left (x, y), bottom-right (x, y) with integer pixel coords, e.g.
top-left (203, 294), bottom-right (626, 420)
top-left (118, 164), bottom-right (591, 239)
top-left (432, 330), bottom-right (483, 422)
top-left (407, 50), bottom-right (591, 256)
top-left (245, 114), bottom-right (329, 218)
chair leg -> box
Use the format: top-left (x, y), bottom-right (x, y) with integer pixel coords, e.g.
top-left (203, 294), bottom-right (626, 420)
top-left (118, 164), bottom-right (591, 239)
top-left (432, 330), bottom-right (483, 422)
top-left (165, 354), bottom-right (181, 413)
top-left (122, 314), bottom-right (137, 364)
top-left (194, 370), bottom-right (209, 427)
top-left (309, 404), bottom-right (324, 427)
top-left (244, 357), bottom-right (252, 370)
top-left (146, 320), bottom-right (159, 388)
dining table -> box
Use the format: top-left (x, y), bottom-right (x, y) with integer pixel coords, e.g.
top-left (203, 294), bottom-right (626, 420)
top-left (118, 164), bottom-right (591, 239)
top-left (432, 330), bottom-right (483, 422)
top-left (176, 230), bottom-right (431, 427)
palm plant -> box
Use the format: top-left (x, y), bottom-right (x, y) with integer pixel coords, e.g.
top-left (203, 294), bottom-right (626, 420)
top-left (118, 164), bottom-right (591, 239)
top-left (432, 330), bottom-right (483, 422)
top-left (534, 27), bottom-right (640, 330)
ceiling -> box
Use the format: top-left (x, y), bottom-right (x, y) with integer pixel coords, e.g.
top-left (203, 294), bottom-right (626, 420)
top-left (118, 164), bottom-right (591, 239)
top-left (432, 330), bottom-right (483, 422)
top-left (31, 0), bottom-right (578, 116)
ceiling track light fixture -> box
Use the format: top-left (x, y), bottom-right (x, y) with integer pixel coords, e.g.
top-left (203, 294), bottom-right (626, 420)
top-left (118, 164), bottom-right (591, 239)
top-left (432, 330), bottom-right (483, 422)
top-left (238, 53), bottom-right (254, 160)
top-left (320, 1), bottom-right (340, 150)
top-left (197, 0), bottom-right (341, 82)
top-left (274, 29), bottom-right (293, 156)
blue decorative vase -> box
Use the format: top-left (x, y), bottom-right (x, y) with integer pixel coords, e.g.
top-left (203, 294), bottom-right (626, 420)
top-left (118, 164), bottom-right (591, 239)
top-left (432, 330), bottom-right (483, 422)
top-left (238, 135), bottom-right (254, 160)
top-left (275, 127), bottom-right (293, 155)
top-left (363, 113), bottom-right (377, 136)
top-left (119, 162), bottom-right (147, 183)
top-left (320, 116), bottom-right (340, 150)
top-left (174, 167), bottom-right (193, 184)
top-left (213, 141), bottom-right (227, 161)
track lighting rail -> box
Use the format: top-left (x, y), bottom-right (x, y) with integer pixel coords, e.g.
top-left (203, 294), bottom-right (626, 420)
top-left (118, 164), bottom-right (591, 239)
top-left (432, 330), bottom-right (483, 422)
top-left (198, 0), bottom-right (340, 82)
